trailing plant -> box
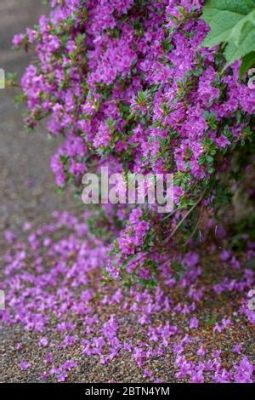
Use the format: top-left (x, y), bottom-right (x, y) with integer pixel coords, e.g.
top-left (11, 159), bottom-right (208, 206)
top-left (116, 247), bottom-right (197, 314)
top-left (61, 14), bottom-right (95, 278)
top-left (12, 0), bottom-right (255, 283)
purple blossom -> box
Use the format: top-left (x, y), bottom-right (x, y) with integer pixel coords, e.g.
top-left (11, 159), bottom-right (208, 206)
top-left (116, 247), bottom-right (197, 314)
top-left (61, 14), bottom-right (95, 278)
top-left (19, 361), bottom-right (31, 371)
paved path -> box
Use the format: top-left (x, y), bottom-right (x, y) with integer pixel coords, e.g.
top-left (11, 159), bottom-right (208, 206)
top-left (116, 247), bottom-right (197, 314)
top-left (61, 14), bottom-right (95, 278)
top-left (0, 0), bottom-right (73, 238)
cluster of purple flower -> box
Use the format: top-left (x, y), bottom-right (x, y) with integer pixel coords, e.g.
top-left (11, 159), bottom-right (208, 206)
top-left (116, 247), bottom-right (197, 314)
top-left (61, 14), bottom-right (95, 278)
top-left (12, 0), bottom-right (255, 280)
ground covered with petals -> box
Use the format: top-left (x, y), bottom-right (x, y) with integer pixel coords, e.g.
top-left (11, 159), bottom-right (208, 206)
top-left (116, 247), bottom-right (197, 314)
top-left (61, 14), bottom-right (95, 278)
top-left (1, 211), bottom-right (254, 383)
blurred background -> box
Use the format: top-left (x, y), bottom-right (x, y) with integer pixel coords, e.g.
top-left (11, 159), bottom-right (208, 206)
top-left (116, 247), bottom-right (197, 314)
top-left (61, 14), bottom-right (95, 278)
top-left (0, 0), bottom-right (73, 243)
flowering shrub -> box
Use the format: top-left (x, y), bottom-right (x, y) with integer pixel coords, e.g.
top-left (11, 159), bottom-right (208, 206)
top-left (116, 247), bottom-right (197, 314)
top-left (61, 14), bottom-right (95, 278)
top-left (13, 1), bottom-right (255, 281)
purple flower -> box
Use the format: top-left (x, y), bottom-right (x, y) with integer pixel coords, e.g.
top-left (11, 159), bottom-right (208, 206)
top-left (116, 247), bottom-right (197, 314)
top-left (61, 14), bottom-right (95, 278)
top-left (19, 361), bottom-right (31, 371)
top-left (189, 317), bottom-right (199, 329)
top-left (39, 337), bottom-right (49, 347)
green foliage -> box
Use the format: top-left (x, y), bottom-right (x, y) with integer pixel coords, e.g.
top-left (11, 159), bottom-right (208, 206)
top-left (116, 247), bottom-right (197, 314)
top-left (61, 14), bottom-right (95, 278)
top-left (202, 0), bottom-right (255, 73)
top-left (240, 51), bottom-right (255, 76)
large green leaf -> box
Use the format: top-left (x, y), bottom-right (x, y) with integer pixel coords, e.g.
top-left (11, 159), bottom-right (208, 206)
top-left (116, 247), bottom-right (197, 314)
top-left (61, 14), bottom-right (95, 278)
top-left (240, 51), bottom-right (255, 76)
top-left (202, 0), bottom-right (255, 68)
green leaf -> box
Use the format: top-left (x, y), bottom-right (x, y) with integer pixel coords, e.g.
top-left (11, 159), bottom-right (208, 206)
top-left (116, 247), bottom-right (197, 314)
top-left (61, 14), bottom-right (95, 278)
top-left (202, 0), bottom-right (255, 66)
top-left (240, 51), bottom-right (255, 76)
